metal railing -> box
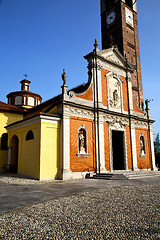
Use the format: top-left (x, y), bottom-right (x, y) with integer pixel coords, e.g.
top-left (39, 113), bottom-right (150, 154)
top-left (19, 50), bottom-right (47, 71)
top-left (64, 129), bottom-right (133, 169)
top-left (81, 164), bottom-right (97, 178)
top-left (139, 162), bottom-right (150, 170)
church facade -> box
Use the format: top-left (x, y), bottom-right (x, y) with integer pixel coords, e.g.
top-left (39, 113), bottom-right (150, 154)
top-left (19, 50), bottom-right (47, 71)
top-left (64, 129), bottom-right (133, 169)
top-left (0, 0), bottom-right (157, 180)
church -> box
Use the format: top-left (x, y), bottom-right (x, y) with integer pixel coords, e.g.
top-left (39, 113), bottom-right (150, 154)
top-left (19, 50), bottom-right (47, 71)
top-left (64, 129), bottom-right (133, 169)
top-left (0, 0), bottom-right (157, 180)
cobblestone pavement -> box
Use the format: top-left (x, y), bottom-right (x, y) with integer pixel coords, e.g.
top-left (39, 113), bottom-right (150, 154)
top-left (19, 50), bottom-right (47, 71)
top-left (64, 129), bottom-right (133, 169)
top-left (0, 175), bottom-right (160, 239)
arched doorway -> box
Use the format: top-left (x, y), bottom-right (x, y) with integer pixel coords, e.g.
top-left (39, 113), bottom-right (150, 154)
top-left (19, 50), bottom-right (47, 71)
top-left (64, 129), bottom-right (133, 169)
top-left (9, 135), bottom-right (19, 173)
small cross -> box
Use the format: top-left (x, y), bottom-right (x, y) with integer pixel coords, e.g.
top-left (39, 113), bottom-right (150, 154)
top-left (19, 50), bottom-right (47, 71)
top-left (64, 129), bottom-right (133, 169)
top-left (24, 73), bottom-right (28, 79)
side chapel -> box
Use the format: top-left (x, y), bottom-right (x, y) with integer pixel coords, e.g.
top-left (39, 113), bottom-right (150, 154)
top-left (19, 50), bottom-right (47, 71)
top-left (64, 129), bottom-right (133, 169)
top-left (0, 0), bottom-right (157, 180)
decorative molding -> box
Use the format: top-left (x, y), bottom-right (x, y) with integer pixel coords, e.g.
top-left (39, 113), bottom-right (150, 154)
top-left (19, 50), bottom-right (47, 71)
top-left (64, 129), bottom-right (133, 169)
top-left (65, 107), bottom-right (94, 119)
top-left (101, 62), bottom-right (126, 77)
top-left (105, 53), bottom-right (123, 66)
top-left (132, 120), bottom-right (148, 128)
top-left (68, 91), bottom-right (76, 99)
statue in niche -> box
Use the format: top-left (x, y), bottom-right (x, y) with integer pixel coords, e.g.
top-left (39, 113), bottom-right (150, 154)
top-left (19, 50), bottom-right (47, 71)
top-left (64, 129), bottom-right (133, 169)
top-left (113, 89), bottom-right (119, 106)
top-left (109, 79), bottom-right (121, 108)
top-left (79, 129), bottom-right (86, 154)
top-left (110, 88), bottom-right (119, 107)
top-left (140, 135), bottom-right (145, 156)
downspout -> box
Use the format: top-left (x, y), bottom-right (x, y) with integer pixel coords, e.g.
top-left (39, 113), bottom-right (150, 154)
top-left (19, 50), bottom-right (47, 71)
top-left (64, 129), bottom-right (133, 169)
top-left (145, 99), bottom-right (153, 170)
top-left (93, 46), bottom-right (97, 173)
top-left (125, 55), bottom-right (134, 170)
top-left (94, 39), bottom-right (101, 173)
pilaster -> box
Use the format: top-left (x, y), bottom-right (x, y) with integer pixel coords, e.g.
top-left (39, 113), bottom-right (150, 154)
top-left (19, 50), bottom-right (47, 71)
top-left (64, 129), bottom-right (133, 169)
top-left (99, 118), bottom-right (106, 172)
top-left (61, 112), bottom-right (72, 180)
top-left (150, 125), bottom-right (158, 171)
top-left (131, 124), bottom-right (138, 170)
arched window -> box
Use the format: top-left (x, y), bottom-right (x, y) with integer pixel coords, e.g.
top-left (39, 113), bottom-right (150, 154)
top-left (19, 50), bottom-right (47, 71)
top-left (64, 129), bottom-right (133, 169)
top-left (139, 134), bottom-right (146, 156)
top-left (26, 130), bottom-right (34, 141)
top-left (77, 125), bottom-right (89, 157)
top-left (1, 133), bottom-right (8, 150)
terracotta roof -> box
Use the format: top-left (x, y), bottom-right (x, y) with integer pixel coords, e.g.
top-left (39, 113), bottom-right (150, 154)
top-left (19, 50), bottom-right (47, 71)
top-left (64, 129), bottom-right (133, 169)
top-left (0, 101), bottom-right (26, 113)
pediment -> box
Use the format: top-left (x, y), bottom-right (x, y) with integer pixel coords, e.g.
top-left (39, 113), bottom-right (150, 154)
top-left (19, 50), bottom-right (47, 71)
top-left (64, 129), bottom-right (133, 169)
top-left (98, 48), bottom-right (125, 68)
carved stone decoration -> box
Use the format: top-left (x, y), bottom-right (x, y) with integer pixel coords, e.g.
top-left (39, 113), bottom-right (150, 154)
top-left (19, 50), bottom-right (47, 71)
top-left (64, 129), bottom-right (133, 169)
top-left (132, 120), bottom-right (148, 128)
top-left (65, 107), bottom-right (94, 119)
top-left (102, 114), bottom-right (129, 128)
top-left (109, 76), bottom-right (121, 109)
top-left (139, 134), bottom-right (147, 157)
top-left (79, 130), bottom-right (86, 154)
top-left (68, 91), bottom-right (76, 99)
top-left (76, 125), bottom-right (89, 157)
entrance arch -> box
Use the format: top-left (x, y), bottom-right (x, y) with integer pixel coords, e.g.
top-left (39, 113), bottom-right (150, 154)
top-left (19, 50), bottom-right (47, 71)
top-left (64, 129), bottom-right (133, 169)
top-left (8, 135), bottom-right (19, 173)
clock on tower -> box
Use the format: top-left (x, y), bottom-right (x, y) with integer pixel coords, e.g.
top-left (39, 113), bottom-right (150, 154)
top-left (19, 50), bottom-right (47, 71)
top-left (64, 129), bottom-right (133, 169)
top-left (100, 0), bottom-right (143, 109)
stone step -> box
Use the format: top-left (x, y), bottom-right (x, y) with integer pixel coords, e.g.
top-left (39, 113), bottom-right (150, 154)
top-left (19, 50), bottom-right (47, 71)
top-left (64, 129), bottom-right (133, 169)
top-left (90, 173), bottom-right (128, 180)
top-left (86, 171), bottom-right (160, 180)
top-left (123, 171), bottom-right (160, 179)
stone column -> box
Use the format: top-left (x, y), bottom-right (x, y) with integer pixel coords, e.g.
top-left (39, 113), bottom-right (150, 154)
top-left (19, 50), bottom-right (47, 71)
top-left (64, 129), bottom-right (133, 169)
top-left (109, 125), bottom-right (113, 172)
top-left (128, 78), bottom-right (133, 111)
top-left (99, 118), bottom-right (106, 172)
top-left (150, 125), bottom-right (158, 171)
top-left (131, 125), bottom-right (138, 170)
top-left (62, 113), bottom-right (72, 180)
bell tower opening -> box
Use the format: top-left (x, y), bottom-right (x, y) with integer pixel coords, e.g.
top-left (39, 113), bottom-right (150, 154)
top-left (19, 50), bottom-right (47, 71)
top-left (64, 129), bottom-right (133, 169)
top-left (125, 0), bottom-right (133, 9)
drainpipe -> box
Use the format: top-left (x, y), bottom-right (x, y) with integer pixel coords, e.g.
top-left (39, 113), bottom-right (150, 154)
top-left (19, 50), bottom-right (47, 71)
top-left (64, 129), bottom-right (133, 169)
top-left (145, 99), bottom-right (153, 170)
top-left (125, 55), bottom-right (134, 171)
top-left (94, 39), bottom-right (101, 174)
top-left (93, 53), bottom-right (97, 173)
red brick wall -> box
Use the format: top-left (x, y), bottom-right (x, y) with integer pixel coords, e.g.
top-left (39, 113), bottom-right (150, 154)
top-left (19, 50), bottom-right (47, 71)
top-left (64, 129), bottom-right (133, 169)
top-left (135, 127), bottom-right (152, 169)
top-left (70, 117), bottom-right (95, 172)
top-left (104, 121), bottom-right (110, 171)
top-left (133, 99), bottom-right (143, 113)
top-left (77, 84), bottom-right (93, 101)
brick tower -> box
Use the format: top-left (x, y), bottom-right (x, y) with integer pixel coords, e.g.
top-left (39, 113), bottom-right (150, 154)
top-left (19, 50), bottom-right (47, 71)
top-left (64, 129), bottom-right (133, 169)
top-left (100, 0), bottom-right (143, 109)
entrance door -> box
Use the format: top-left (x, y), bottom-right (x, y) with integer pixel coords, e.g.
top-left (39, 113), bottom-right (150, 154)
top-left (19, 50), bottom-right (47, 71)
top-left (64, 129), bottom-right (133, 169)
top-left (112, 130), bottom-right (125, 170)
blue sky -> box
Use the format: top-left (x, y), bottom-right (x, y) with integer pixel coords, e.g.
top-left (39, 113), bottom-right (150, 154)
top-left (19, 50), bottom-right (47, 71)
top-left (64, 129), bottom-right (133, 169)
top-left (0, 0), bottom-right (159, 136)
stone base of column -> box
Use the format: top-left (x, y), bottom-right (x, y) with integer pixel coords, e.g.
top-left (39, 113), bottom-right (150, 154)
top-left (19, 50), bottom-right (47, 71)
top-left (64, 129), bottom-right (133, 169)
top-left (152, 166), bottom-right (159, 171)
top-left (100, 167), bottom-right (107, 173)
top-left (59, 169), bottom-right (73, 181)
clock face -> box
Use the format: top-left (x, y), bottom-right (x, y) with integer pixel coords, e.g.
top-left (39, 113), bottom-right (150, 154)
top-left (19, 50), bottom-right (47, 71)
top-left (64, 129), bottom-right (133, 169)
top-left (106, 11), bottom-right (116, 26)
top-left (126, 8), bottom-right (133, 26)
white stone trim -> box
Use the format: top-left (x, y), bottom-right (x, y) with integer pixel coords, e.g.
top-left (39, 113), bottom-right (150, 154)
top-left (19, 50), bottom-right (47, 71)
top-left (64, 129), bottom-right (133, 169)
top-left (65, 107), bottom-right (94, 119)
top-left (128, 80), bottom-right (133, 110)
top-left (62, 115), bottom-right (72, 180)
top-left (150, 126), bottom-right (158, 171)
top-left (99, 119), bottom-right (106, 172)
top-left (109, 123), bottom-right (128, 171)
top-left (131, 125), bottom-right (138, 170)
top-left (7, 115), bottom-right (60, 132)
top-left (106, 72), bottom-right (124, 113)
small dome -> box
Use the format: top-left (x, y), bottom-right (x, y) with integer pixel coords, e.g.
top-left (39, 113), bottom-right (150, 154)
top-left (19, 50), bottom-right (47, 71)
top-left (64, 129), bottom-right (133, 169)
top-left (7, 78), bottom-right (42, 108)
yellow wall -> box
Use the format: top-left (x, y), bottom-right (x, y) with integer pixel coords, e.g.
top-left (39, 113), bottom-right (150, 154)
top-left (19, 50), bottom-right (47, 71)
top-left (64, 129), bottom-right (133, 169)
top-left (8, 119), bottom-right (60, 180)
top-left (8, 122), bottom-right (41, 179)
top-left (0, 111), bottom-right (23, 169)
top-left (40, 121), bottom-right (60, 180)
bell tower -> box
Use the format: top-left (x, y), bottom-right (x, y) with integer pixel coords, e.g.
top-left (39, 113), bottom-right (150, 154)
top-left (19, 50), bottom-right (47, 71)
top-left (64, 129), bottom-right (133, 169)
top-left (100, 0), bottom-right (143, 108)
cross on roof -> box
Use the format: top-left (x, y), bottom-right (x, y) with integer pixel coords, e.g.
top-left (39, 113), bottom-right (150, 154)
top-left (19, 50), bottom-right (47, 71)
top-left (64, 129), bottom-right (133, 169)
top-left (24, 73), bottom-right (28, 79)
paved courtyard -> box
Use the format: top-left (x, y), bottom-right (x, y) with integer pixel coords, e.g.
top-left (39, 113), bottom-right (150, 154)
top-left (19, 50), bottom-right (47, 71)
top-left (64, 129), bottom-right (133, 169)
top-left (0, 174), bottom-right (159, 239)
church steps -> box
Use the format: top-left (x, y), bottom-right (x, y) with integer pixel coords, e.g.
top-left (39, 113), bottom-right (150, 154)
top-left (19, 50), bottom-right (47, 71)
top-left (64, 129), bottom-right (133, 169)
top-left (123, 171), bottom-right (160, 179)
top-left (86, 171), bottom-right (160, 180)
